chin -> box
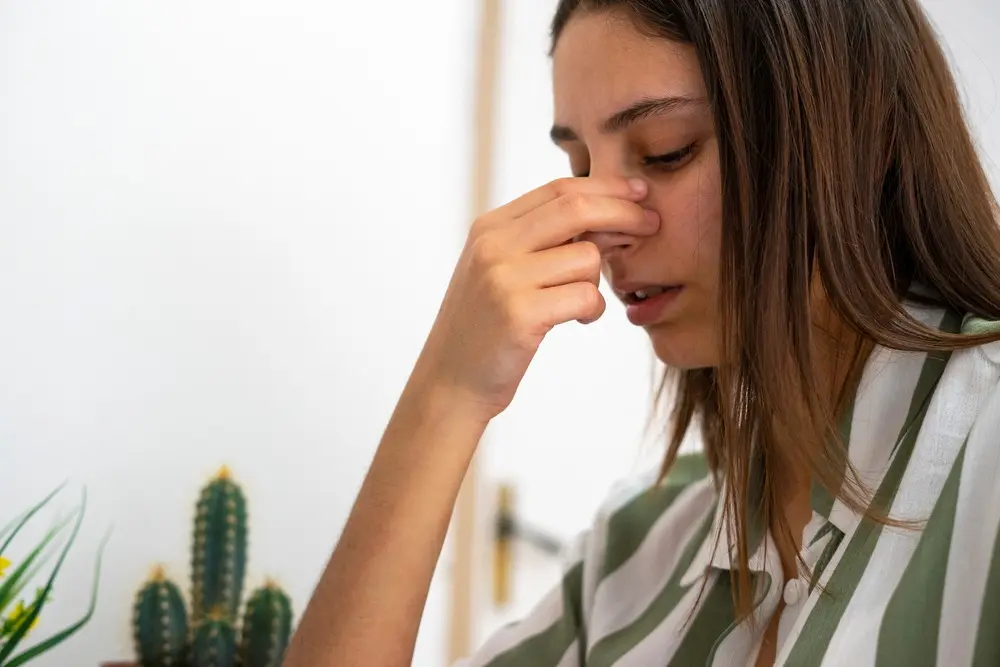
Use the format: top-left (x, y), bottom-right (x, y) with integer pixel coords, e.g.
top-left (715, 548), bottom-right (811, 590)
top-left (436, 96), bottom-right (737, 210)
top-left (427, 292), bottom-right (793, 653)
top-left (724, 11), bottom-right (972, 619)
top-left (648, 326), bottom-right (718, 369)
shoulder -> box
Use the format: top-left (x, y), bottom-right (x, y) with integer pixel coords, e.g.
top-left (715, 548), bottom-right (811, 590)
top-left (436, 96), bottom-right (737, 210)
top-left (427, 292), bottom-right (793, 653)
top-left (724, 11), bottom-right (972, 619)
top-left (947, 310), bottom-right (1000, 382)
top-left (895, 305), bottom-right (1000, 432)
top-left (598, 451), bottom-right (714, 569)
top-left (575, 451), bottom-right (716, 608)
top-left (962, 313), bottom-right (1000, 339)
top-left (592, 451), bottom-right (714, 537)
top-left (956, 312), bottom-right (1000, 422)
top-left (898, 302), bottom-right (1000, 379)
top-left (454, 455), bottom-right (715, 667)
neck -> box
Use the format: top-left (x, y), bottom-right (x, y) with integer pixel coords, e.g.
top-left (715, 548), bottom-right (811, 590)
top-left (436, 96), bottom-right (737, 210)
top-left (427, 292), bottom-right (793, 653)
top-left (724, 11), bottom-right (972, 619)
top-left (811, 283), bottom-right (868, 424)
top-left (776, 280), bottom-right (868, 552)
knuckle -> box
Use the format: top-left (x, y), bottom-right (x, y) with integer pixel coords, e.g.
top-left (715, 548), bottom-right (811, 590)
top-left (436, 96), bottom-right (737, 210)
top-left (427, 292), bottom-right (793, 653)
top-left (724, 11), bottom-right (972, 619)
top-left (470, 214), bottom-right (490, 236)
top-left (469, 232), bottom-right (502, 268)
top-left (578, 283), bottom-right (603, 312)
top-left (559, 191), bottom-right (592, 219)
top-left (470, 212), bottom-right (500, 240)
top-left (547, 177), bottom-right (575, 199)
top-left (577, 240), bottom-right (602, 269)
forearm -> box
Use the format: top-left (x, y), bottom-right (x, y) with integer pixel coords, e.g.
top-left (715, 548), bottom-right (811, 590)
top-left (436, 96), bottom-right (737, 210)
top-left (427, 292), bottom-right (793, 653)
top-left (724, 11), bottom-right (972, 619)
top-left (283, 378), bottom-right (489, 667)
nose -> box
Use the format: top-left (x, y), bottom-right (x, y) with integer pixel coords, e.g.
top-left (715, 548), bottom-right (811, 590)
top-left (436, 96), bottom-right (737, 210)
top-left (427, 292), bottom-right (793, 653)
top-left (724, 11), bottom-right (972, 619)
top-left (575, 173), bottom-right (654, 257)
top-left (576, 229), bottom-right (640, 257)
top-left (576, 161), bottom-right (656, 256)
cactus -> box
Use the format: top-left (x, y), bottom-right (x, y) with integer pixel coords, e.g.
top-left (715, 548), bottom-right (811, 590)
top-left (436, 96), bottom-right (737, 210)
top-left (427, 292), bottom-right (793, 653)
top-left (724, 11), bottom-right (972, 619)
top-left (237, 581), bottom-right (293, 667)
top-left (132, 466), bottom-right (296, 667)
top-left (133, 566), bottom-right (189, 667)
top-left (190, 612), bottom-right (237, 667)
top-left (192, 465), bottom-right (248, 624)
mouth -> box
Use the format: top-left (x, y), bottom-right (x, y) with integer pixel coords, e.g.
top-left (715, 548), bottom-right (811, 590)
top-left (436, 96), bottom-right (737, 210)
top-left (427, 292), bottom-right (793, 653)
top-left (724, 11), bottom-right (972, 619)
top-left (618, 285), bottom-right (678, 305)
top-left (612, 283), bottom-right (684, 326)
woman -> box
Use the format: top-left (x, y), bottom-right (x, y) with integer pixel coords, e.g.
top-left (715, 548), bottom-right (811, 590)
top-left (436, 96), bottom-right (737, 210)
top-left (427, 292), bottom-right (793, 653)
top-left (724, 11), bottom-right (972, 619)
top-left (283, 0), bottom-right (1000, 665)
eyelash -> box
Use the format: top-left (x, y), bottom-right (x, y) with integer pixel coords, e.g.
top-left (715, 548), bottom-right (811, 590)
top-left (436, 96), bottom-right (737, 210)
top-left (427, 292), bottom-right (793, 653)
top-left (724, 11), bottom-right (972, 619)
top-left (643, 143), bottom-right (695, 169)
top-left (573, 143), bottom-right (696, 178)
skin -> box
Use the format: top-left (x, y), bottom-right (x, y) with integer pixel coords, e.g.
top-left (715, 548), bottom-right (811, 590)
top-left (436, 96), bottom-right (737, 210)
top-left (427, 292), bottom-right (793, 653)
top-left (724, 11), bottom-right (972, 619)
top-left (553, 12), bottom-right (817, 667)
top-left (551, 10), bottom-right (723, 369)
top-left (282, 9), bottom-right (824, 667)
top-left (282, 153), bottom-right (659, 665)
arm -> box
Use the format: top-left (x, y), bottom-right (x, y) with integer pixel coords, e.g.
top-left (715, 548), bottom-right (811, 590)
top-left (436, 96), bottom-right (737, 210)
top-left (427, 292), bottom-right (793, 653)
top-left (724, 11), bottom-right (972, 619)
top-left (282, 377), bottom-right (488, 667)
top-left (282, 175), bottom-right (656, 667)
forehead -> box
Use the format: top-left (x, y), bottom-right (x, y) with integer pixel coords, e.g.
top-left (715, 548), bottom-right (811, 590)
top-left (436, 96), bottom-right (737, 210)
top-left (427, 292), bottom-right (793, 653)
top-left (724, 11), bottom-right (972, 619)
top-left (551, 11), bottom-right (705, 128)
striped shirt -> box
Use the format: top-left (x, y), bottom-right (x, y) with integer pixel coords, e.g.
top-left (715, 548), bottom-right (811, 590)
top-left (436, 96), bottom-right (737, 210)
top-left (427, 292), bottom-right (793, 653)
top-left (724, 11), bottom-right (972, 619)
top-left (455, 301), bottom-right (1000, 666)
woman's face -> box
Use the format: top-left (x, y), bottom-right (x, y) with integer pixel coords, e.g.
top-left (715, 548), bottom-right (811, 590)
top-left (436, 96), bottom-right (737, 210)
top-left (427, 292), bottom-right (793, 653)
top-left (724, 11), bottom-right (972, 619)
top-left (551, 11), bottom-right (723, 369)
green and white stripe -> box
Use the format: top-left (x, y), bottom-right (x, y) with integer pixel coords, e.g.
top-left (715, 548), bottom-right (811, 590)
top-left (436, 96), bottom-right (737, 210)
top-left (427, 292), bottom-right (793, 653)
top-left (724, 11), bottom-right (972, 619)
top-left (455, 303), bottom-right (1000, 667)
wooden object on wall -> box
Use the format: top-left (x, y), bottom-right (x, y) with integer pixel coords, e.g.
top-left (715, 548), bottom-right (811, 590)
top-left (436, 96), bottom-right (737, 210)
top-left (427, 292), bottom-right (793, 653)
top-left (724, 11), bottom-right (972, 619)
top-left (491, 485), bottom-right (567, 608)
top-left (492, 484), bottom-right (514, 607)
top-left (447, 0), bottom-right (503, 662)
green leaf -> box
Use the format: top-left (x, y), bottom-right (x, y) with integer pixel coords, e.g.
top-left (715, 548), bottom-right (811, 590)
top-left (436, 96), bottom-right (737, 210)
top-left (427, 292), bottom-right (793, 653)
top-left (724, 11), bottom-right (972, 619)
top-left (0, 514), bottom-right (28, 552)
top-left (0, 488), bottom-right (89, 664)
top-left (0, 512), bottom-right (77, 613)
top-left (12, 539), bottom-right (65, 610)
top-left (0, 483), bottom-right (67, 559)
top-left (3, 525), bottom-right (110, 667)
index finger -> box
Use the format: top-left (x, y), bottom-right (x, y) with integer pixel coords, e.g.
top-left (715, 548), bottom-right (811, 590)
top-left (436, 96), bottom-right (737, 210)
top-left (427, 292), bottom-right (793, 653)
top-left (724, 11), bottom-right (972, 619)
top-left (487, 176), bottom-right (648, 222)
top-left (514, 193), bottom-right (659, 252)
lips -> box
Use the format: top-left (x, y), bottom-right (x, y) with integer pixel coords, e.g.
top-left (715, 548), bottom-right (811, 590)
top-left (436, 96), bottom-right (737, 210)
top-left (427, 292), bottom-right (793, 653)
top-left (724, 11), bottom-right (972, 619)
top-left (623, 286), bottom-right (681, 326)
top-left (612, 282), bottom-right (680, 305)
top-left (622, 285), bottom-right (671, 304)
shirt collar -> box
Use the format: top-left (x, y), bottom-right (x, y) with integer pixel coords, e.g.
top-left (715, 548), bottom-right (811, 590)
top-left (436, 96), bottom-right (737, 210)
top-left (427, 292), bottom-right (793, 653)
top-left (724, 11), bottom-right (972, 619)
top-left (680, 299), bottom-right (963, 587)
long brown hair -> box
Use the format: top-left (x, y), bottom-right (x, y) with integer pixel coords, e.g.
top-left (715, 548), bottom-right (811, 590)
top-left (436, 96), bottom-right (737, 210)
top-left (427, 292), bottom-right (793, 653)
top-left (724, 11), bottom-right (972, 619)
top-left (551, 0), bottom-right (1000, 619)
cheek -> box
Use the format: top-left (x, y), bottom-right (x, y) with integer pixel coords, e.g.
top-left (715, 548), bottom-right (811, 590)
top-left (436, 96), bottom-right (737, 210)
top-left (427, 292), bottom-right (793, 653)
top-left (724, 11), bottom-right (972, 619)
top-left (648, 165), bottom-right (723, 268)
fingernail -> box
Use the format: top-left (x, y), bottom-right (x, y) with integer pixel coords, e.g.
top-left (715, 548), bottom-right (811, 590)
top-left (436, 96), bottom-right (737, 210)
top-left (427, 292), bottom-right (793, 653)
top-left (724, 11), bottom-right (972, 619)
top-left (629, 178), bottom-right (647, 195)
top-left (645, 209), bottom-right (660, 226)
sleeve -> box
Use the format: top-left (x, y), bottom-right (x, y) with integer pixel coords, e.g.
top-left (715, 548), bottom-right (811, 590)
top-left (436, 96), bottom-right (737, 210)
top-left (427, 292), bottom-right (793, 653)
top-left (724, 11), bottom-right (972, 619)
top-left (451, 528), bottom-right (593, 667)
top-left (449, 465), bottom-right (674, 667)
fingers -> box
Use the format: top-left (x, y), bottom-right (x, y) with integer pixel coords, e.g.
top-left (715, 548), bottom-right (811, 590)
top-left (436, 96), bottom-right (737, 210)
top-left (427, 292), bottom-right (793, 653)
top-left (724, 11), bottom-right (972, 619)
top-left (463, 177), bottom-right (649, 337)
top-left (520, 282), bottom-right (607, 330)
top-left (485, 176), bottom-right (648, 225)
top-left (508, 241), bottom-right (602, 290)
top-left (513, 193), bottom-right (660, 252)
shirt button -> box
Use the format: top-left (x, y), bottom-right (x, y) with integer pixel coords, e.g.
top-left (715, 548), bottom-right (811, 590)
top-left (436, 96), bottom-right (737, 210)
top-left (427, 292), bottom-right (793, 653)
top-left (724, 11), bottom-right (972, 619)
top-left (783, 578), bottom-right (807, 606)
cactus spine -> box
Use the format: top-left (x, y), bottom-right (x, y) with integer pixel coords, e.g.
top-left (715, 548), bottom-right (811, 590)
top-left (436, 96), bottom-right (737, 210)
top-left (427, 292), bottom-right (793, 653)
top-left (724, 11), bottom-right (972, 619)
top-left (133, 466), bottom-right (295, 667)
top-left (237, 581), bottom-right (293, 667)
top-left (133, 566), bottom-right (189, 667)
top-left (190, 612), bottom-right (237, 667)
top-left (192, 465), bottom-right (248, 624)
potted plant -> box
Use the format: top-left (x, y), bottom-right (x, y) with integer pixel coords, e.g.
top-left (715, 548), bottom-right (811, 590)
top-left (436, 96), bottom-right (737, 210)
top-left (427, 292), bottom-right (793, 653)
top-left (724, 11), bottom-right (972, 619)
top-left (1, 483), bottom-right (107, 666)
top-left (117, 466), bottom-right (293, 667)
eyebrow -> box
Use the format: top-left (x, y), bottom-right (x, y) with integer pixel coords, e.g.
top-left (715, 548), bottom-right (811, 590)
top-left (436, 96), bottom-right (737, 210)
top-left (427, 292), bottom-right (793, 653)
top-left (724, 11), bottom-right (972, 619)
top-left (549, 95), bottom-right (707, 144)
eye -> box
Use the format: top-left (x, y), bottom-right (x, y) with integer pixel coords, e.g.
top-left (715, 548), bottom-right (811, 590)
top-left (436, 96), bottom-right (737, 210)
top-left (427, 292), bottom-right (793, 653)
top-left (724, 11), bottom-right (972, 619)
top-left (568, 142), bottom-right (695, 178)
top-left (642, 143), bottom-right (696, 171)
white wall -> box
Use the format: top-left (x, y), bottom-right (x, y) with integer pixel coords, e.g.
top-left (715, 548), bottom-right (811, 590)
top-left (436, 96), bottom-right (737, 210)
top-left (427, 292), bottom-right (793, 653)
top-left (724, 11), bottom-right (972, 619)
top-left (468, 0), bottom-right (1000, 651)
top-left (0, 1), bottom-right (998, 666)
top-left (0, 1), bottom-right (475, 665)
top-left (468, 0), bottom-right (667, 646)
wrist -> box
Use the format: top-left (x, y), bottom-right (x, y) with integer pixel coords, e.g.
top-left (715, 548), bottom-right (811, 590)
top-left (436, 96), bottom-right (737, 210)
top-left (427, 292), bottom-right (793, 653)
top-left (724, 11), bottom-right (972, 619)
top-left (399, 377), bottom-right (494, 434)
top-left (374, 377), bottom-right (490, 492)
top-left (401, 360), bottom-right (497, 426)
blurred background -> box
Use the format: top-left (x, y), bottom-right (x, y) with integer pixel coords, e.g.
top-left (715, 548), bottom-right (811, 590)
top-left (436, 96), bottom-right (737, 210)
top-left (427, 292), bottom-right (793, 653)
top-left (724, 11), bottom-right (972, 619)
top-left (0, 0), bottom-right (997, 665)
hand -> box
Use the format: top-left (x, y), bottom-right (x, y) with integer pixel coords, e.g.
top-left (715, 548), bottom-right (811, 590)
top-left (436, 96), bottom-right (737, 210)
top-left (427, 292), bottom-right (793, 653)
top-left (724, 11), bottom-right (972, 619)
top-left (410, 176), bottom-right (659, 421)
